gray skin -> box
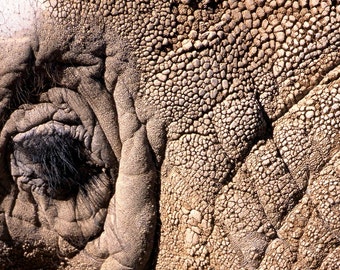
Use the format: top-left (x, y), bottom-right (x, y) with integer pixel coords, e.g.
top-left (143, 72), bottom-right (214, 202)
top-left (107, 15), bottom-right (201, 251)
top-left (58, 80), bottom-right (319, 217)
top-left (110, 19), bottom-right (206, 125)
top-left (0, 0), bottom-right (339, 269)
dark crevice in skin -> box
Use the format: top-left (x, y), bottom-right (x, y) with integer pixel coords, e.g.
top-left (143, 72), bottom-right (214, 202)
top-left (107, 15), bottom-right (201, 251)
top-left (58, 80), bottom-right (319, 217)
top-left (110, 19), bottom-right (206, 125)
top-left (147, 176), bottom-right (161, 270)
top-left (166, 93), bottom-right (272, 186)
top-left (211, 89), bottom-right (277, 231)
top-left (172, 0), bottom-right (222, 12)
top-left (166, 73), bottom-right (266, 141)
top-left (263, 80), bottom-right (340, 222)
top-left (151, 217), bottom-right (161, 269)
top-left (0, 211), bottom-right (11, 242)
top-left (0, 150), bottom-right (13, 198)
top-left (271, 144), bottom-right (308, 226)
top-left (202, 0), bottom-right (222, 11)
top-left (169, 1), bottom-right (179, 14)
top-left (255, 90), bottom-right (274, 140)
top-left (255, 91), bottom-right (308, 228)
top-left (271, 56), bottom-right (340, 123)
top-left (146, 145), bottom-right (162, 270)
top-left (216, 88), bottom-right (275, 186)
top-left (159, 40), bottom-right (174, 54)
top-left (187, 0), bottom-right (199, 10)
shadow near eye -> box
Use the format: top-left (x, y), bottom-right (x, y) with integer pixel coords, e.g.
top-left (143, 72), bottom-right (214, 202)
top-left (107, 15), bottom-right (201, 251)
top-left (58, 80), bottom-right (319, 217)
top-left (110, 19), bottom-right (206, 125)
top-left (14, 132), bottom-right (102, 200)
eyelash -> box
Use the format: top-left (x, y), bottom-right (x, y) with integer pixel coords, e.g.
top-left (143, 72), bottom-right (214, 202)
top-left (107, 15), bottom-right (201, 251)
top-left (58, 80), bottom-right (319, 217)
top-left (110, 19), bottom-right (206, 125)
top-left (12, 132), bottom-right (101, 198)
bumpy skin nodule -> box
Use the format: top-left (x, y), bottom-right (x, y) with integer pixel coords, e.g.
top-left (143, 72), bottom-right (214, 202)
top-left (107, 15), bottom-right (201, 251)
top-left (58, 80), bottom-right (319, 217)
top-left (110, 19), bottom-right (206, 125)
top-left (0, 0), bottom-right (339, 269)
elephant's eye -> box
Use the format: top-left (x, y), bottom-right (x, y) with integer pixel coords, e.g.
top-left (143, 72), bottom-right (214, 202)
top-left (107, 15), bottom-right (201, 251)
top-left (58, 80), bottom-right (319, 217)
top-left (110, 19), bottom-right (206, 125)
top-left (11, 129), bottom-right (100, 199)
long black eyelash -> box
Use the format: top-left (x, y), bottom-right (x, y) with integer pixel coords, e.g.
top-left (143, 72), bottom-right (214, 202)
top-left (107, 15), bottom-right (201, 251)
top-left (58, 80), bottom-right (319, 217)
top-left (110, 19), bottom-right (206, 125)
top-left (19, 133), bottom-right (99, 198)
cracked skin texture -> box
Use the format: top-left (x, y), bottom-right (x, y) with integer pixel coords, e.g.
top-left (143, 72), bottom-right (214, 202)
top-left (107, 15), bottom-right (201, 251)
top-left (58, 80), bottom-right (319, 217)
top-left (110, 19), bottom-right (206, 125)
top-left (0, 0), bottom-right (339, 269)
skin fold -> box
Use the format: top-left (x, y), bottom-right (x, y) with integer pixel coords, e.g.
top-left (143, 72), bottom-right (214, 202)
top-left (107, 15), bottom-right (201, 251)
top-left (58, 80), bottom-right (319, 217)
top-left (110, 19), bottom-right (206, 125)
top-left (0, 0), bottom-right (339, 269)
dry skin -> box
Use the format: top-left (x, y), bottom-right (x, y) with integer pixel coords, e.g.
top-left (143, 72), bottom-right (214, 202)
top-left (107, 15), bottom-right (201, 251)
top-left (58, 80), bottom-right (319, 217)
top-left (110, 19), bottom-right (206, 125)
top-left (0, 0), bottom-right (339, 269)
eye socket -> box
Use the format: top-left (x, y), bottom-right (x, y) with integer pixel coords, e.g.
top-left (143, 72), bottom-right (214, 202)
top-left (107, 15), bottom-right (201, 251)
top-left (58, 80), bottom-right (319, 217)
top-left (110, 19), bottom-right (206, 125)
top-left (13, 132), bottom-right (101, 199)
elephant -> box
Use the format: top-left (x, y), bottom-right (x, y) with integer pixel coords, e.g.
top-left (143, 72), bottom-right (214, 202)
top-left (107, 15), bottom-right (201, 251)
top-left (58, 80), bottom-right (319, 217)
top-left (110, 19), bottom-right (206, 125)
top-left (0, 0), bottom-right (339, 269)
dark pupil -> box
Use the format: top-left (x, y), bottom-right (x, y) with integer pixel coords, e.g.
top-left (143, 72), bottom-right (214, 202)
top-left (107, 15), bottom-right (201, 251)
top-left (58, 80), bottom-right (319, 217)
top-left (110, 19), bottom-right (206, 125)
top-left (19, 133), bottom-right (94, 198)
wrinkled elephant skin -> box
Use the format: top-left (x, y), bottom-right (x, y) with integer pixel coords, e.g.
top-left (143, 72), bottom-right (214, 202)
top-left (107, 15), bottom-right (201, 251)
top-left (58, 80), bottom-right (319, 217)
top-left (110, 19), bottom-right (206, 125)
top-left (0, 1), bottom-right (339, 269)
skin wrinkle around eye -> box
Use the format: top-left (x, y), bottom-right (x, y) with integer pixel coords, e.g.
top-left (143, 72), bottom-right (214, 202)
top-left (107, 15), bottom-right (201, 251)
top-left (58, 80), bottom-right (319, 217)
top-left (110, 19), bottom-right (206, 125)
top-left (0, 15), bottom-right (128, 259)
top-left (9, 122), bottom-right (83, 187)
top-left (41, 87), bottom-right (119, 167)
top-left (3, 89), bottom-right (116, 193)
top-left (0, 86), bottom-right (117, 257)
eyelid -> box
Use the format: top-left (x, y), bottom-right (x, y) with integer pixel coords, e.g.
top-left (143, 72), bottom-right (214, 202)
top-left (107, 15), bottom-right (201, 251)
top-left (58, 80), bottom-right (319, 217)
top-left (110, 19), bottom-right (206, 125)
top-left (12, 121), bottom-right (89, 148)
